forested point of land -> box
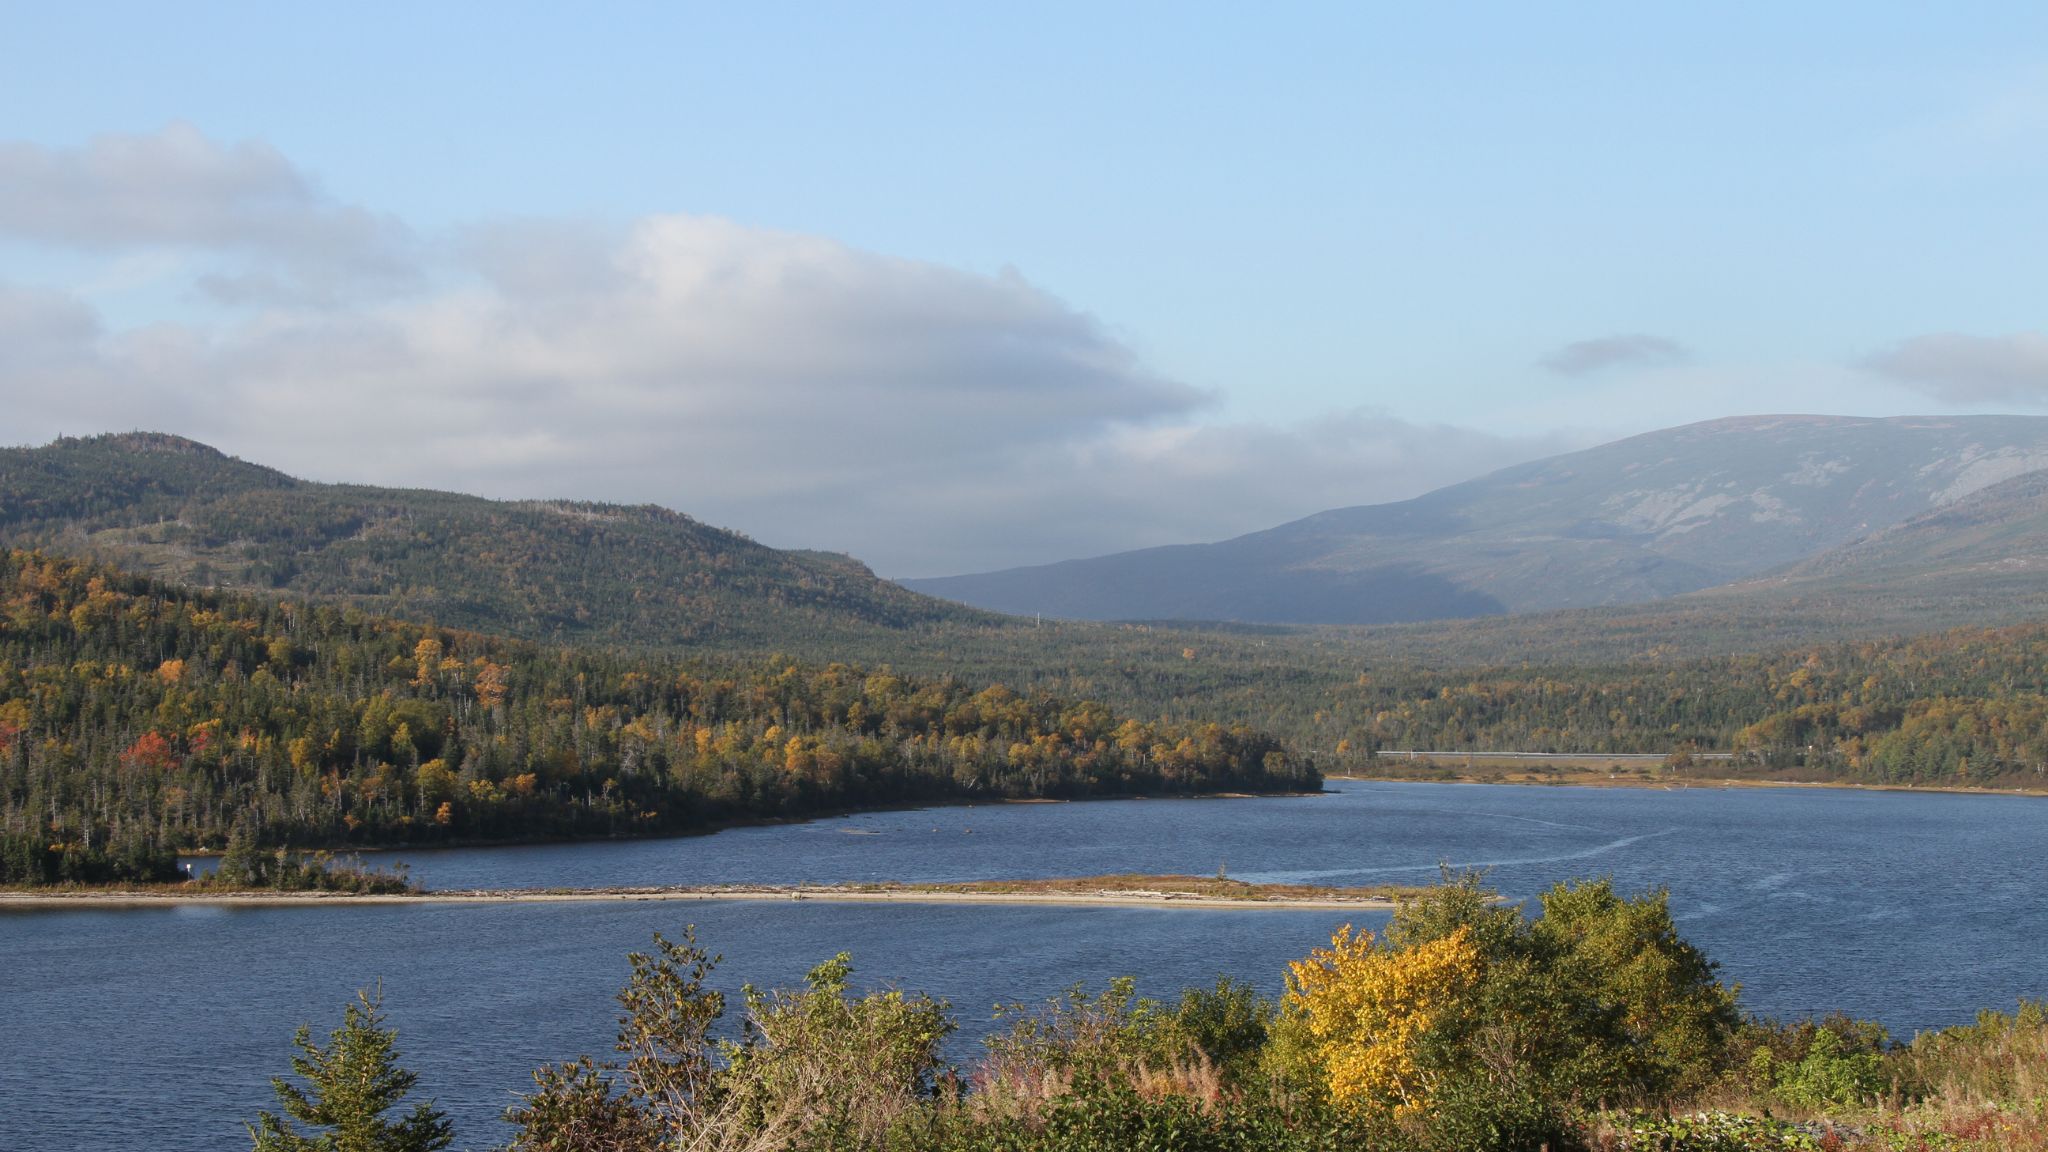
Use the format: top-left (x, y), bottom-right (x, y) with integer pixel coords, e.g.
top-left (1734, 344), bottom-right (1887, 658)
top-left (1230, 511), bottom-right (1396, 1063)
top-left (0, 551), bottom-right (1311, 886)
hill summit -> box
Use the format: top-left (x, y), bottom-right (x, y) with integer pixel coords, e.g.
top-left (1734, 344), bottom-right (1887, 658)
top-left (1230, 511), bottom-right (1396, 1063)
top-left (0, 433), bottom-right (987, 646)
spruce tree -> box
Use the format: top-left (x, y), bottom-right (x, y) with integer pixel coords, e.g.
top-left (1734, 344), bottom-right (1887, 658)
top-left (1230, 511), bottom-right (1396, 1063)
top-left (249, 987), bottom-right (453, 1152)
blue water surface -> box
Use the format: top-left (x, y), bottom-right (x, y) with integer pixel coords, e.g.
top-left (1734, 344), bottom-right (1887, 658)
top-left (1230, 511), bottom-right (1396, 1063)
top-left (3, 780), bottom-right (2043, 1151)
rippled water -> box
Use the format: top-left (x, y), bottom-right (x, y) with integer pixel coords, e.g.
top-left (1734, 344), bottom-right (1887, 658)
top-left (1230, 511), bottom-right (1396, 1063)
top-left (5, 781), bottom-right (2045, 1151)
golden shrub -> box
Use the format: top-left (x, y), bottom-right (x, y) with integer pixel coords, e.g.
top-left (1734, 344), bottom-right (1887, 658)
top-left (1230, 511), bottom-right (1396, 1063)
top-left (1284, 923), bottom-right (1483, 1115)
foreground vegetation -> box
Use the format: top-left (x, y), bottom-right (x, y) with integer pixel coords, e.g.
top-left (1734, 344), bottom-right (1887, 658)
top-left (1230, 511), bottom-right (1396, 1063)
top-left (250, 878), bottom-right (2048, 1152)
top-left (0, 551), bottom-right (1311, 886)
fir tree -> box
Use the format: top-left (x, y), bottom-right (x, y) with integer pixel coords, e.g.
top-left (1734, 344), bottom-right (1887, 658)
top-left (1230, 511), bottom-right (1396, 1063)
top-left (249, 987), bottom-right (453, 1152)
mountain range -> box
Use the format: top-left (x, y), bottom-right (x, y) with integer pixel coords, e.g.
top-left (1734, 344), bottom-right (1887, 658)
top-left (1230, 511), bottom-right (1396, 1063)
top-left (7, 416), bottom-right (2048, 660)
top-left (902, 415), bottom-right (2048, 625)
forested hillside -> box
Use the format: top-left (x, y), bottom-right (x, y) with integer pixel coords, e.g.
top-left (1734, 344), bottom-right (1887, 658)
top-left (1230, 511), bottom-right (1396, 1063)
top-left (6, 432), bottom-right (2046, 831)
top-left (800, 613), bottom-right (2048, 788)
top-left (1327, 624), bottom-right (2048, 784)
top-left (0, 551), bottom-right (1310, 886)
top-left (0, 433), bottom-right (991, 647)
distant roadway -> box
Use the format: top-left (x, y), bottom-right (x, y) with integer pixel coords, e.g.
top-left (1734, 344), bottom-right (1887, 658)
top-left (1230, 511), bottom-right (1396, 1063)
top-left (1373, 750), bottom-right (1736, 762)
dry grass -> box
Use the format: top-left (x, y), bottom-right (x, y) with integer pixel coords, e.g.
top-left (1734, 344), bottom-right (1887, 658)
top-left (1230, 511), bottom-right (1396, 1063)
top-left (963, 1050), bottom-right (1231, 1129)
top-left (1864, 1005), bottom-right (2048, 1150)
top-left (1669, 1006), bottom-right (2048, 1150)
top-left (1129, 1053), bottom-right (1230, 1110)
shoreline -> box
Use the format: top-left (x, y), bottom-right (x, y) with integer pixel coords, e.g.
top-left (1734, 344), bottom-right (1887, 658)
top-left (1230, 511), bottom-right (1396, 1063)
top-left (0, 879), bottom-right (1405, 913)
top-left (1328, 769), bottom-right (2048, 800)
top-left (173, 788), bottom-right (1323, 859)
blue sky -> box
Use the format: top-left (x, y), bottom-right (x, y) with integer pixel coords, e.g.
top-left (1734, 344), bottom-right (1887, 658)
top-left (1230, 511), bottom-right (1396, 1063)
top-left (3, 3), bottom-right (2045, 573)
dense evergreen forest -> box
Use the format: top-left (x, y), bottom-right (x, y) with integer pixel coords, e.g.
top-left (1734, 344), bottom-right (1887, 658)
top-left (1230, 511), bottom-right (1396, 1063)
top-left (0, 551), bottom-right (1310, 886)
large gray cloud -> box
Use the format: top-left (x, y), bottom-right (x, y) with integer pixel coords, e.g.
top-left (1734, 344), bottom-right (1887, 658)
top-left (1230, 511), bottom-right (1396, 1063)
top-left (0, 128), bottom-right (1570, 575)
top-left (0, 124), bottom-right (416, 302)
top-left (1861, 332), bottom-right (2048, 403)
top-left (1539, 333), bottom-right (1690, 376)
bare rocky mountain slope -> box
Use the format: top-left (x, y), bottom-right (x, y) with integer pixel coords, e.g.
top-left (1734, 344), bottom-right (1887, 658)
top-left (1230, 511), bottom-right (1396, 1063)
top-left (902, 415), bottom-right (2048, 624)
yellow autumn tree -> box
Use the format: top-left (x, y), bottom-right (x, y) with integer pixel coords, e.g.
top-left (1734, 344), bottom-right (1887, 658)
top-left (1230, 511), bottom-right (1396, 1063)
top-left (1284, 923), bottom-right (1483, 1115)
top-left (412, 638), bottom-right (443, 686)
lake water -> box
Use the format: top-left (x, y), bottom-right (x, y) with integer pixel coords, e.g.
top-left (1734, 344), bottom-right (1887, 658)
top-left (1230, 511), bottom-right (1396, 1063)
top-left (4, 780), bottom-right (2045, 1151)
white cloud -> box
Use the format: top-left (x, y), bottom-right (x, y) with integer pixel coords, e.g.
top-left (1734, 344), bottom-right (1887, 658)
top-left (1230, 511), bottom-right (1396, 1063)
top-left (0, 127), bottom-right (1570, 575)
top-left (0, 124), bottom-right (416, 303)
top-left (1861, 332), bottom-right (2048, 404)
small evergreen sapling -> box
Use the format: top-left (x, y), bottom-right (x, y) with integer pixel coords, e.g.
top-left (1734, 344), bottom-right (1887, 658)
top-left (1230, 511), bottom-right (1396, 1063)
top-left (249, 986), bottom-right (453, 1152)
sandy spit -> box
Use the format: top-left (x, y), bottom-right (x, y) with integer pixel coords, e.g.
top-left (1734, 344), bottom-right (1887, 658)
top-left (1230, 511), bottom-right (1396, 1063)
top-left (0, 885), bottom-right (1396, 912)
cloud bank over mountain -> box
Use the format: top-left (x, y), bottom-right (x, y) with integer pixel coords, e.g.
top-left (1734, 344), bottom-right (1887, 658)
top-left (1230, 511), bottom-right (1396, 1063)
top-left (1862, 332), bottom-right (2048, 404)
top-left (0, 126), bottom-right (1592, 574)
top-left (6, 126), bottom-right (2031, 575)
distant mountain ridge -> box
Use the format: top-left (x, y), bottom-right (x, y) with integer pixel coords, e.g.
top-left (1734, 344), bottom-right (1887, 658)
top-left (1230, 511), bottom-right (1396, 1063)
top-left (1738, 467), bottom-right (2048, 593)
top-left (903, 415), bottom-right (2048, 625)
top-left (0, 432), bottom-right (988, 645)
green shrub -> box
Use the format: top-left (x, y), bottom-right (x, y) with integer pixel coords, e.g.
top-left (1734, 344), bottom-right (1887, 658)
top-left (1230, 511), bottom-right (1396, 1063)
top-left (1746, 1024), bottom-right (1887, 1111)
top-left (1609, 1111), bottom-right (1823, 1151)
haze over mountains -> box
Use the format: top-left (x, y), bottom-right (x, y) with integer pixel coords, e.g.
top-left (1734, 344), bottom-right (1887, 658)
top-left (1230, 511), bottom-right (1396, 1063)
top-left (903, 415), bottom-right (2048, 625)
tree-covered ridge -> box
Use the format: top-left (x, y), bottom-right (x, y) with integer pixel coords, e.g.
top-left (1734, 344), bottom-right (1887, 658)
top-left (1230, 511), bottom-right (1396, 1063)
top-left (0, 432), bottom-right (296, 527)
top-left (0, 432), bottom-right (992, 646)
top-left (0, 550), bottom-right (1312, 885)
top-left (15, 430), bottom-right (2048, 788)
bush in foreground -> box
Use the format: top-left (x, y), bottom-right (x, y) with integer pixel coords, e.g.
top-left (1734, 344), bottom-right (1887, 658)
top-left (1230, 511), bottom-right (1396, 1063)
top-left (250, 881), bottom-right (2048, 1151)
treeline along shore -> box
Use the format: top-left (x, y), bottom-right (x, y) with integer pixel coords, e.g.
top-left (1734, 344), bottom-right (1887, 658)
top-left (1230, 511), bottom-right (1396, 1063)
top-left (0, 551), bottom-right (1314, 886)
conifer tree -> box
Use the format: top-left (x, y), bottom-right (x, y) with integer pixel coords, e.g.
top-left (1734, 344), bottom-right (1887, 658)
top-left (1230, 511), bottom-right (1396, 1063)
top-left (249, 988), bottom-right (453, 1152)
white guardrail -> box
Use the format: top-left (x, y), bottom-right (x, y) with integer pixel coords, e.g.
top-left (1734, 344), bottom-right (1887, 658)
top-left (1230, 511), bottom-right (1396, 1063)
top-left (1373, 750), bottom-right (1736, 762)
